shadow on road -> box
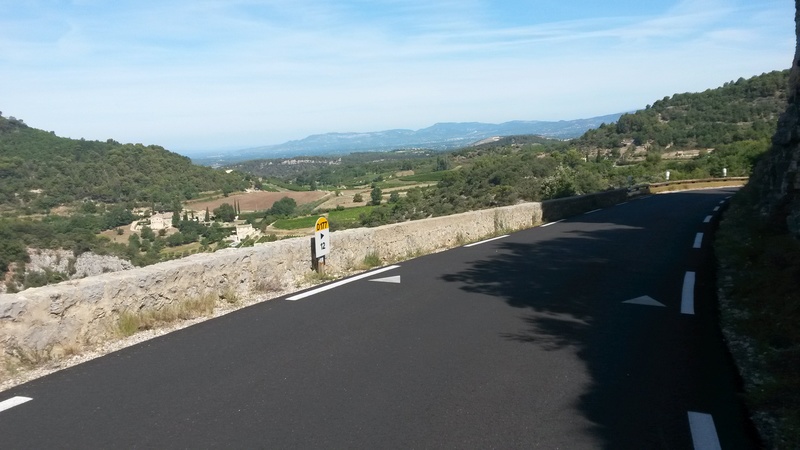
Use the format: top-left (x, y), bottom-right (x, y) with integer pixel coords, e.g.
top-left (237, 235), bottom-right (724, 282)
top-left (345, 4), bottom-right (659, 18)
top-left (438, 191), bottom-right (736, 448)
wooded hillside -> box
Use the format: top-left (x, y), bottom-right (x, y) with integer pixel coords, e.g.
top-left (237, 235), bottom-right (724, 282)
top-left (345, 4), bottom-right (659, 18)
top-left (0, 115), bottom-right (249, 212)
top-left (576, 70), bottom-right (788, 153)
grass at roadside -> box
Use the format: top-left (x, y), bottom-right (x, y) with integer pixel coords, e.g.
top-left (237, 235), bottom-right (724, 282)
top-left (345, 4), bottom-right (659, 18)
top-left (715, 185), bottom-right (800, 448)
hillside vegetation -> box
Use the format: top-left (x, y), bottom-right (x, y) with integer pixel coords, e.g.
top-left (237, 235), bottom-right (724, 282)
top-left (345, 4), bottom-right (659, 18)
top-left (0, 115), bottom-right (249, 212)
top-left (576, 70), bottom-right (787, 154)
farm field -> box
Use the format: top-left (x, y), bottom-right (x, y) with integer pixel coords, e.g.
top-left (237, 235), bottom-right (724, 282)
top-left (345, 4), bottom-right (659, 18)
top-left (185, 190), bottom-right (329, 213)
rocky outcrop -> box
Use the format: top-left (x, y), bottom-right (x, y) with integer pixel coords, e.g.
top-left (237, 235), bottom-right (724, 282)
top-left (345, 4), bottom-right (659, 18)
top-left (25, 249), bottom-right (134, 280)
top-left (70, 253), bottom-right (134, 279)
top-left (750, 1), bottom-right (800, 238)
top-left (3, 249), bottom-right (135, 294)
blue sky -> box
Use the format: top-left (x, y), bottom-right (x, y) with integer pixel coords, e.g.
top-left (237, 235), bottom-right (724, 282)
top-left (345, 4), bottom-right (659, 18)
top-left (0, 0), bottom-right (794, 155)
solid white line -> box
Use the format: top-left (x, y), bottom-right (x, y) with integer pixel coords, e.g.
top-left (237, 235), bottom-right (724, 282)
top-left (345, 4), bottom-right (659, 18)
top-left (464, 235), bottom-right (509, 247)
top-left (688, 411), bottom-right (722, 450)
top-left (617, 201), bottom-right (629, 205)
top-left (584, 209), bottom-right (602, 215)
top-left (0, 396), bottom-right (32, 413)
top-left (541, 220), bottom-right (564, 228)
top-left (681, 272), bottom-right (696, 315)
top-left (286, 265), bottom-right (400, 301)
top-left (703, 215), bottom-right (712, 223)
top-left (693, 233), bottom-right (704, 249)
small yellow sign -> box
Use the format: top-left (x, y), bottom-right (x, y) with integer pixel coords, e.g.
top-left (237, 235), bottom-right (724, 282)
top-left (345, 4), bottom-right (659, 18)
top-left (314, 217), bottom-right (330, 258)
top-left (315, 217), bottom-right (329, 232)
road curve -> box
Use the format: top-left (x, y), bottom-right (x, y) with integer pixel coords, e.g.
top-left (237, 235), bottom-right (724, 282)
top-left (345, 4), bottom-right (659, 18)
top-left (0, 188), bottom-right (758, 448)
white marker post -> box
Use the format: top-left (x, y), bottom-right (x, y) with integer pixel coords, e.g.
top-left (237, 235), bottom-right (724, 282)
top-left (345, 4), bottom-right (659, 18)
top-left (313, 217), bottom-right (330, 273)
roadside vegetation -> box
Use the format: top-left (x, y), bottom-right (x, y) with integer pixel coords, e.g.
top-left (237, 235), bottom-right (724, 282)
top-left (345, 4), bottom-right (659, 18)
top-left (716, 186), bottom-right (800, 447)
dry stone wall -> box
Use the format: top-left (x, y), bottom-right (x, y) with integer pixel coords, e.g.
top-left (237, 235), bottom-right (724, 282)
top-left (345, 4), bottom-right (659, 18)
top-left (0, 190), bottom-right (631, 368)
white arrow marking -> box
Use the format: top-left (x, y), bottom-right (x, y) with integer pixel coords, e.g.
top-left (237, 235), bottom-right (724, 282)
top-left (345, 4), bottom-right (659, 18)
top-left (688, 412), bottom-right (721, 450)
top-left (622, 296), bottom-right (666, 307)
top-left (370, 275), bottom-right (401, 284)
top-left (0, 396), bottom-right (32, 413)
top-left (286, 265), bottom-right (400, 300)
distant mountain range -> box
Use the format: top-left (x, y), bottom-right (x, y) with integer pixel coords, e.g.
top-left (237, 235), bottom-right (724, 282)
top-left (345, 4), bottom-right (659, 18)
top-left (192, 113), bottom-right (625, 165)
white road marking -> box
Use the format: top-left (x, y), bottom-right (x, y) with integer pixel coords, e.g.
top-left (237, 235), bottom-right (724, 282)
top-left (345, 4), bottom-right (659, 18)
top-left (622, 296), bottom-right (666, 307)
top-left (719, 200), bottom-right (725, 205)
top-left (584, 209), bottom-right (602, 215)
top-left (703, 215), bottom-right (712, 223)
top-left (541, 220), bottom-right (564, 228)
top-left (286, 265), bottom-right (400, 301)
top-left (370, 275), bottom-right (401, 284)
top-left (688, 411), bottom-right (721, 450)
top-left (681, 272), bottom-right (696, 315)
top-left (464, 235), bottom-right (509, 247)
top-left (725, 196), bottom-right (732, 200)
top-left (617, 201), bottom-right (629, 205)
top-left (713, 206), bottom-right (720, 212)
top-left (0, 396), bottom-right (32, 413)
top-left (693, 233), bottom-right (704, 249)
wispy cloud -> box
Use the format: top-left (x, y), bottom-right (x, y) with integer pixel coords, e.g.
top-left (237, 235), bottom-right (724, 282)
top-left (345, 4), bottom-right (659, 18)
top-left (0, 0), bottom-right (793, 152)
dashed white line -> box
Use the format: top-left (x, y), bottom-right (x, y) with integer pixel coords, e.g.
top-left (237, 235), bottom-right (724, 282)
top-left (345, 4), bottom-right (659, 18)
top-left (719, 200), bottom-right (725, 205)
top-left (681, 272), bottom-right (696, 315)
top-left (584, 209), bottom-right (602, 215)
top-left (286, 265), bottom-right (400, 301)
top-left (0, 396), bottom-right (32, 413)
top-left (703, 215), bottom-right (712, 223)
top-left (693, 233), bottom-right (704, 249)
top-left (541, 220), bottom-right (564, 228)
top-left (617, 201), bottom-right (629, 205)
top-left (688, 411), bottom-right (721, 450)
top-left (713, 206), bottom-right (720, 212)
top-left (463, 235), bottom-right (509, 247)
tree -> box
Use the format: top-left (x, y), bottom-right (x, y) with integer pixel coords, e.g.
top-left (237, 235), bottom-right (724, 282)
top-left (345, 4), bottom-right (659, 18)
top-left (204, 207), bottom-right (210, 222)
top-left (140, 225), bottom-right (155, 241)
top-left (389, 191), bottom-right (400, 203)
top-left (435, 156), bottom-right (450, 172)
top-left (269, 197), bottom-right (297, 217)
top-left (370, 186), bottom-right (382, 206)
top-left (353, 193), bottom-right (364, 202)
top-left (213, 203), bottom-right (236, 222)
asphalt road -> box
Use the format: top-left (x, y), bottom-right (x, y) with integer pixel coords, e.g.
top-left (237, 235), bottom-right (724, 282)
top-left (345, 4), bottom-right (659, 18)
top-left (0, 188), bottom-right (759, 448)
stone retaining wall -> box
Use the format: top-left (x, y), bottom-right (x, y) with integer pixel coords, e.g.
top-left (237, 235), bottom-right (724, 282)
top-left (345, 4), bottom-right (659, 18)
top-left (0, 190), bottom-right (628, 368)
